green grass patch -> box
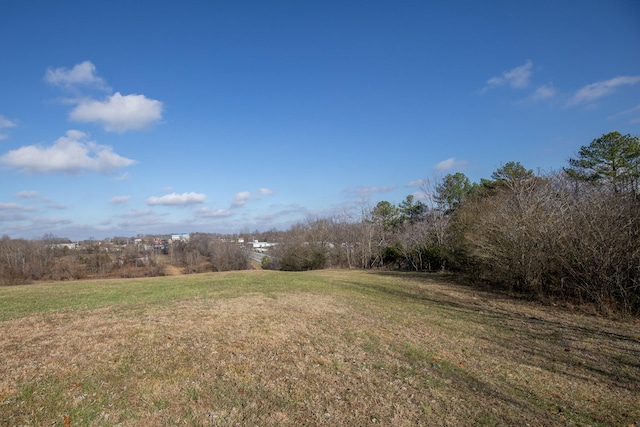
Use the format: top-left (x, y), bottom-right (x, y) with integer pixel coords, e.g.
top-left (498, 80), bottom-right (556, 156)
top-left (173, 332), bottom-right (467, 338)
top-left (0, 271), bottom-right (337, 321)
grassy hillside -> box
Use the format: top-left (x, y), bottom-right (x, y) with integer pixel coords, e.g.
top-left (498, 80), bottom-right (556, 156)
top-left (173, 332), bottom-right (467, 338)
top-left (1, 270), bottom-right (638, 426)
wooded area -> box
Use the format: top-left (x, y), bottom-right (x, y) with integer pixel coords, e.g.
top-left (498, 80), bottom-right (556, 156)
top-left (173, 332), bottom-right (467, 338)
top-left (2, 132), bottom-right (639, 314)
top-left (264, 132), bottom-right (640, 314)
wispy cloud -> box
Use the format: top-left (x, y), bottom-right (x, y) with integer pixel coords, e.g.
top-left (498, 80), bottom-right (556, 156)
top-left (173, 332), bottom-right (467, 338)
top-left (434, 157), bottom-right (468, 172)
top-left (44, 60), bottom-right (109, 91)
top-left (16, 190), bottom-right (52, 204)
top-left (0, 114), bottom-right (17, 140)
top-left (195, 207), bottom-right (233, 218)
top-left (254, 204), bottom-right (309, 222)
top-left (114, 172), bottom-right (132, 181)
top-left (531, 84), bottom-right (556, 101)
top-left (344, 185), bottom-right (396, 200)
top-left (30, 217), bottom-right (72, 227)
top-left (0, 212), bottom-right (28, 222)
top-left (16, 190), bottom-right (38, 198)
top-left (0, 202), bottom-right (35, 211)
top-left (118, 209), bottom-right (156, 219)
top-left (147, 192), bottom-right (206, 206)
top-left (0, 130), bottom-right (136, 174)
top-left (0, 115), bottom-right (17, 129)
top-left (115, 210), bottom-right (170, 230)
top-left (407, 179), bottom-right (427, 187)
top-left (231, 191), bottom-right (251, 208)
top-left (609, 104), bottom-right (640, 125)
top-left (259, 188), bottom-right (275, 196)
top-left (483, 60), bottom-right (533, 92)
top-left (110, 195), bottom-right (131, 204)
top-left (567, 75), bottom-right (640, 106)
top-left (406, 180), bottom-right (430, 200)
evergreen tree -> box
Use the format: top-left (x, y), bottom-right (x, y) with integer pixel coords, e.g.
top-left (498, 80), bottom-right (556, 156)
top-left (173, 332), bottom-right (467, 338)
top-left (434, 172), bottom-right (472, 214)
top-left (564, 131), bottom-right (640, 196)
top-left (398, 194), bottom-right (427, 223)
top-left (491, 161), bottom-right (534, 188)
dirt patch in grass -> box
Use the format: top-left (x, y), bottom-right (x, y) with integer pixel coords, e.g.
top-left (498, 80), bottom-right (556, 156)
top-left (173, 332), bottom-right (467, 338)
top-left (1, 271), bottom-right (639, 426)
top-left (162, 265), bottom-right (183, 276)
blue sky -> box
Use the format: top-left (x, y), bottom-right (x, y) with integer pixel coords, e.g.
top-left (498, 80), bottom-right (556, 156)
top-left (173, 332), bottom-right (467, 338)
top-left (1, 1), bottom-right (639, 240)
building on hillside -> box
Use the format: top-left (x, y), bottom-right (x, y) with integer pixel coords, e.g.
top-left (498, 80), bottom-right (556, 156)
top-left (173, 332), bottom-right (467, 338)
top-left (249, 240), bottom-right (278, 252)
top-left (171, 233), bottom-right (190, 241)
top-left (53, 242), bottom-right (79, 250)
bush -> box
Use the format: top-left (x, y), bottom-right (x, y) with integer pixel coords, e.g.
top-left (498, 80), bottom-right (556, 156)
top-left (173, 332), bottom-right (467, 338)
top-left (456, 173), bottom-right (640, 314)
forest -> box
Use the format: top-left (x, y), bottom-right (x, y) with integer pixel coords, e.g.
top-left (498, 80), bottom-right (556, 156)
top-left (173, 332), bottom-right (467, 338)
top-left (2, 131), bottom-right (639, 315)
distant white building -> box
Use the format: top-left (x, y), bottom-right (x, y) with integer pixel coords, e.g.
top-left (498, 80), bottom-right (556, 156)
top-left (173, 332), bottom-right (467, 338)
top-left (249, 240), bottom-right (277, 252)
top-left (53, 242), bottom-right (79, 250)
top-left (171, 233), bottom-right (190, 241)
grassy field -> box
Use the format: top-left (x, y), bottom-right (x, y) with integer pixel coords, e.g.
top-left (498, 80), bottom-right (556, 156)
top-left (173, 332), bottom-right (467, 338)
top-left (0, 270), bottom-right (638, 426)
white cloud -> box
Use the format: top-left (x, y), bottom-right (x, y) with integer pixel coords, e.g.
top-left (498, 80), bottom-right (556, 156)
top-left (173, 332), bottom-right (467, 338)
top-left (44, 61), bottom-right (108, 90)
top-left (195, 207), bottom-right (233, 218)
top-left (568, 76), bottom-right (640, 106)
top-left (259, 188), bottom-right (275, 195)
top-left (17, 190), bottom-right (38, 198)
top-left (345, 185), bottom-right (397, 200)
top-left (32, 217), bottom-right (73, 227)
top-left (147, 192), bottom-right (206, 206)
top-left (0, 202), bottom-right (36, 224)
top-left (483, 60), bottom-right (533, 92)
top-left (110, 195), bottom-right (131, 204)
top-left (435, 158), bottom-right (455, 171)
top-left (609, 104), bottom-right (640, 124)
top-left (0, 202), bottom-right (35, 211)
top-left (434, 157), bottom-right (468, 172)
top-left (0, 212), bottom-right (28, 223)
top-left (70, 92), bottom-right (163, 132)
top-left (255, 203), bottom-right (309, 221)
top-left (232, 191), bottom-right (251, 208)
top-left (114, 172), bottom-right (132, 181)
top-left (617, 104), bottom-right (640, 115)
top-left (408, 179), bottom-right (427, 187)
top-left (416, 190), bottom-right (431, 199)
top-left (0, 115), bottom-right (16, 129)
top-left (625, 106), bottom-right (640, 124)
top-left (0, 114), bottom-right (17, 140)
top-left (531, 84), bottom-right (556, 101)
top-left (45, 62), bottom-right (163, 133)
top-left (118, 209), bottom-right (155, 218)
top-left (0, 130), bottom-right (136, 174)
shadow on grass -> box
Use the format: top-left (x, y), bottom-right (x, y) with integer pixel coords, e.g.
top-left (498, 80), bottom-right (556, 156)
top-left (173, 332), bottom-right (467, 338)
top-left (341, 271), bottom-right (640, 409)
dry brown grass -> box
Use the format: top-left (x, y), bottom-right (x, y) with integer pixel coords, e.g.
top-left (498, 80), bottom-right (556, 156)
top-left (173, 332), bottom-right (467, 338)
top-left (162, 265), bottom-right (184, 276)
top-left (0, 270), bottom-right (638, 426)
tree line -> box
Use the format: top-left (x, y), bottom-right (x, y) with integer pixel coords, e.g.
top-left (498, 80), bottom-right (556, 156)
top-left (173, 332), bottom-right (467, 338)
top-left (265, 131), bottom-right (640, 315)
top-left (0, 234), bottom-right (249, 284)
top-left (1, 131), bottom-right (638, 314)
